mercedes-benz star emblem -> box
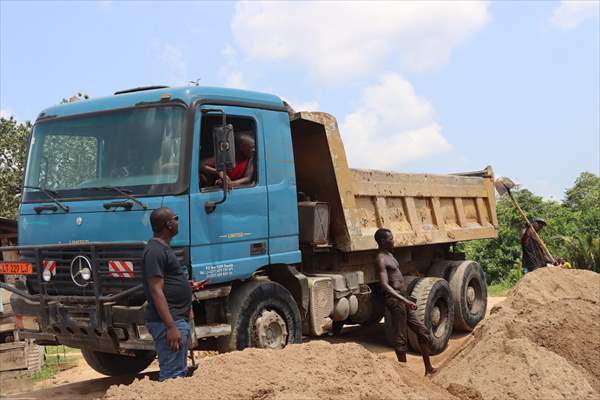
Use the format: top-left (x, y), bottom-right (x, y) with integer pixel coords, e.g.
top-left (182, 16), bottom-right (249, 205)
top-left (70, 255), bottom-right (92, 287)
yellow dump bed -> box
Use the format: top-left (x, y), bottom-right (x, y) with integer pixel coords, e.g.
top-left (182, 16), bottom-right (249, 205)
top-left (290, 112), bottom-right (498, 252)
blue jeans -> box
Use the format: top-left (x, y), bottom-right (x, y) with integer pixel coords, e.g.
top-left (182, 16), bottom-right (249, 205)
top-left (145, 319), bottom-right (190, 381)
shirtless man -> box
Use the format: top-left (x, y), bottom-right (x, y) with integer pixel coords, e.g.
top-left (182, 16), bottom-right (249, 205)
top-left (374, 228), bottom-right (437, 376)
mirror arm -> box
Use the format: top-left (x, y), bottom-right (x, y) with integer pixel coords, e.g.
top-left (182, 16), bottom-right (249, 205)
top-left (205, 168), bottom-right (229, 214)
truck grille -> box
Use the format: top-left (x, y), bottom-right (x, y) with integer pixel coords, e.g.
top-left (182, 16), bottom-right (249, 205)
top-left (22, 244), bottom-right (188, 299)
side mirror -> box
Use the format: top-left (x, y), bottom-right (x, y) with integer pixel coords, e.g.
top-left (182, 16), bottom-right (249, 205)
top-left (213, 124), bottom-right (235, 172)
top-left (205, 122), bottom-right (235, 214)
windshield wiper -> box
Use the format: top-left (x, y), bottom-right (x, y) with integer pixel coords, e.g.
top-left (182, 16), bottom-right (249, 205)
top-left (100, 186), bottom-right (147, 209)
top-left (23, 185), bottom-right (70, 213)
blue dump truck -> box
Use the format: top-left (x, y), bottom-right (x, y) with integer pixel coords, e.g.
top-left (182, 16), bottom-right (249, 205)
top-left (0, 86), bottom-right (498, 376)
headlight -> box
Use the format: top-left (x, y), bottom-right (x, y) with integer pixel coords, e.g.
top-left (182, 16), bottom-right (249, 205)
top-left (42, 268), bottom-right (52, 282)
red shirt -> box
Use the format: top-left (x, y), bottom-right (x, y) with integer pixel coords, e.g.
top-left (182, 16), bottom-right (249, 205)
top-left (227, 158), bottom-right (250, 180)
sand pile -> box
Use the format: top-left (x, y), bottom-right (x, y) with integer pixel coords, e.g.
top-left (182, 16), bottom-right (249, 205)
top-left (105, 341), bottom-right (456, 400)
top-left (435, 267), bottom-right (600, 400)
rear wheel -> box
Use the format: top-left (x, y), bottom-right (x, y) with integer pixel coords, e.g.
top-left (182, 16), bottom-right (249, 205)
top-left (217, 279), bottom-right (302, 352)
top-left (81, 349), bottom-right (155, 376)
top-left (449, 261), bottom-right (487, 332)
top-left (407, 277), bottom-right (454, 355)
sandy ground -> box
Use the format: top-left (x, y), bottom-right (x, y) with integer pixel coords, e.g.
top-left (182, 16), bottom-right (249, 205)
top-left (2, 297), bottom-right (505, 400)
top-left (434, 267), bottom-right (600, 400)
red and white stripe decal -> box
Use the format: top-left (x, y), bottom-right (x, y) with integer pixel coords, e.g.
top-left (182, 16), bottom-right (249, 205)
top-left (42, 260), bottom-right (57, 276)
top-left (108, 261), bottom-right (134, 278)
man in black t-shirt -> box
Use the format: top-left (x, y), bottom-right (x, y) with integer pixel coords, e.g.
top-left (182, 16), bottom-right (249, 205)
top-left (142, 207), bottom-right (193, 381)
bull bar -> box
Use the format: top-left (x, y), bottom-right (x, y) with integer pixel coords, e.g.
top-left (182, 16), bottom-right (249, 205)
top-left (0, 242), bottom-right (153, 353)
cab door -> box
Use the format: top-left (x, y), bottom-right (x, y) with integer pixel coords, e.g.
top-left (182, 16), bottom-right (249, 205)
top-left (189, 105), bottom-right (269, 283)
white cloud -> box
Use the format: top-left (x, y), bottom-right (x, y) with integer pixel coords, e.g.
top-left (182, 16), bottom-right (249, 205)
top-left (223, 70), bottom-right (248, 89)
top-left (551, 1), bottom-right (599, 29)
top-left (221, 44), bottom-right (237, 59)
top-left (282, 98), bottom-right (320, 112)
top-left (154, 42), bottom-right (188, 86)
top-left (231, 1), bottom-right (489, 83)
top-left (220, 44), bottom-right (250, 89)
top-left (340, 73), bottom-right (452, 170)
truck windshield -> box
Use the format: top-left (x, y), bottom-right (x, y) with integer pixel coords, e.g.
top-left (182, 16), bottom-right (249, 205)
top-left (23, 106), bottom-right (186, 202)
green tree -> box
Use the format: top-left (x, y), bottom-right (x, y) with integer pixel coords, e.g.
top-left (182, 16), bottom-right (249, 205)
top-left (560, 234), bottom-right (600, 271)
top-left (0, 117), bottom-right (31, 219)
top-left (561, 172), bottom-right (600, 271)
top-left (564, 172), bottom-right (600, 210)
top-left (564, 172), bottom-right (600, 238)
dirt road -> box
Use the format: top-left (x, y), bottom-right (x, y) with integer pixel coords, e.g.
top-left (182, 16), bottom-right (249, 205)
top-left (2, 297), bottom-right (506, 400)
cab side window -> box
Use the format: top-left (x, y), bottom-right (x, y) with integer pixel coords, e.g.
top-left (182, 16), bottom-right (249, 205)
top-left (199, 116), bottom-right (257, 191)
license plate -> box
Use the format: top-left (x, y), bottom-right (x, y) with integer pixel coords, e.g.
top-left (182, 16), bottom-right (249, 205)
top-left (0, 262), bottom-right (33, 275)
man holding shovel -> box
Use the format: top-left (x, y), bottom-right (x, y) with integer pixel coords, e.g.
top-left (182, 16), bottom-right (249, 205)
top-left (521, 217), bottom-right (559, 273)
top-left (494, 177), bottom-right (565, 272)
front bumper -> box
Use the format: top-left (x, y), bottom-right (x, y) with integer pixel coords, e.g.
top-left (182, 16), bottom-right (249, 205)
top-left (1, 241), bottom-right (156, 354)
top-left (5, 283), bottom-right (154, 354)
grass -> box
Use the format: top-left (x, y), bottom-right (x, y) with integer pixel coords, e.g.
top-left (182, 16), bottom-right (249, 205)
top-left (32, 363), bottom-right (59, 382)
top-left (44, 345), bottom-right (79, 355)
top-left (488, 281), bottom-right (515, 297)
top-left (31, 346), bottom-right (80, 383)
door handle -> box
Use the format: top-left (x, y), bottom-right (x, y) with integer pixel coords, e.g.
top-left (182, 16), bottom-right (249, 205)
top-left (250, 242), bottom-right (266, 256)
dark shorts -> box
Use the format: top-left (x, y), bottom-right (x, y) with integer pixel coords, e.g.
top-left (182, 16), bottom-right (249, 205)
top-left (384, 294), bottom-right (431, 352)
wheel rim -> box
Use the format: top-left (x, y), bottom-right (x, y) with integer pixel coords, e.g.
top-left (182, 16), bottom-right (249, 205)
top-left (466, 286), bottom-right (476, 307)
top-left (431, 298), bottom-right (449, 338)
top-left (466, 278), bottom-right (484, 316)
top-left (431, 306), bottom-right (441, 327)
top-left (252, 309), bottom-right (288, 349)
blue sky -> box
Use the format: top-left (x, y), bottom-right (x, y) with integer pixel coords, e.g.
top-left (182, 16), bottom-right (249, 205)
top-left (1, 0), bottom-right (598, 200)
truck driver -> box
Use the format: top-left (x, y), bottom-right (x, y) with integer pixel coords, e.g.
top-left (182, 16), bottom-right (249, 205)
top-left (199, 132), bottom-right (255, 189)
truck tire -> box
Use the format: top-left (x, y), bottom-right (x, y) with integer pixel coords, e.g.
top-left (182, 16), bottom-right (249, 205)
top-left (406, 277), bottom-right (454, 355)
top-left (81, 349), bottom-right (155, 376)
top-left (217, 279), bottom-right (302, 353)
top-left (448, 261), bottom-right (487, 332)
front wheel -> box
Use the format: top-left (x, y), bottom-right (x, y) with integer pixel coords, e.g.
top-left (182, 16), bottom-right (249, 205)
top-left (81, 349), bottom-right (155, 376)
top-left (217, 279), bottom-right (302, 352)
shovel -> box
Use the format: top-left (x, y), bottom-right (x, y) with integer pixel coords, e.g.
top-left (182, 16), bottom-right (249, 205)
top-left (494, 177), bottom-right (556, 264)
